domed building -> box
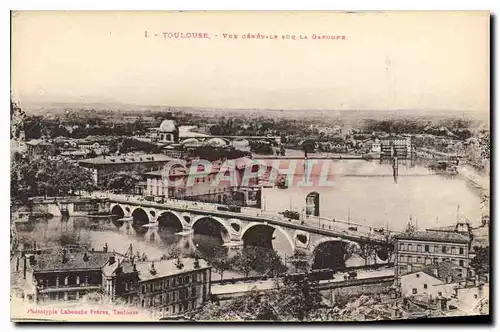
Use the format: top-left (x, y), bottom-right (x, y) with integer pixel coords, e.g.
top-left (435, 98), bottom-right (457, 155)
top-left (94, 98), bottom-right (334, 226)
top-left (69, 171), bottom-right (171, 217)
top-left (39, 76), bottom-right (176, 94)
top-left (149, 115), bottom-right (180, 145)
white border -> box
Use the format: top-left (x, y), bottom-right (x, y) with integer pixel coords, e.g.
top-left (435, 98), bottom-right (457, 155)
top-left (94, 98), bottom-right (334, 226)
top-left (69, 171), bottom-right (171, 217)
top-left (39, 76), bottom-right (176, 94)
top-left (2, 1), bottom-right (497, 331)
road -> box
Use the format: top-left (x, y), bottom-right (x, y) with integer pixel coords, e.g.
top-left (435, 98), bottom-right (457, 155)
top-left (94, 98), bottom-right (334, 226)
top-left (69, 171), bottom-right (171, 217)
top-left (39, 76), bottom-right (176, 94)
top-left (211, 267), bottom-right (394, 296)
top-left (92, 191), bottom-right (390, 244)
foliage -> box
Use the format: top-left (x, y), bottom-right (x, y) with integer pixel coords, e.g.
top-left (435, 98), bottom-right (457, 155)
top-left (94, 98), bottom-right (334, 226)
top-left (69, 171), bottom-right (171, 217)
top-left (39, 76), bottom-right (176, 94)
top-left (289, 249), bottom-right (310, 273)
top-left (101, 171), bottom-right (142, 193)
top-left (272, 273), bottom-right (323, 321)
top-left (233, 246), bottom-right (287, 277)
top-left (11, 154), bottom-right (96, 198)
top-left (249, 141), bottom-right (274, 155)
top-left (470, 246), bottom-right (490, 276)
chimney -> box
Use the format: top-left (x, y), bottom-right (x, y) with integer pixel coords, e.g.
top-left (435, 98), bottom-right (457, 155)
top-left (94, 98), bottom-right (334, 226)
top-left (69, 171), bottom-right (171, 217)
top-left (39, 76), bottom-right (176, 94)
top-left (108, 256), bottom-right (116, 265)
top-left (103, 243), bottom-right (108, 253)
top-left (193, 257), bottom-right (200, 269)
top-left (175, 257), bottom-right (184, 270)
top-left (61, 248), bottom-right (68, 263)
top-left (150, 261), bottom-right (157, 275)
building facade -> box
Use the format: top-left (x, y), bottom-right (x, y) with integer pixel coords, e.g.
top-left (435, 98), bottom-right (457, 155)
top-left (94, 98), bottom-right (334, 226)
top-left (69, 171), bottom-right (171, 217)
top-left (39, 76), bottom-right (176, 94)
top-left (23, 247), bottom-right (211, 317)
top-left (144, 157), bottom-right (276, 207)
top-left (135, 258), bottom-right (211, 317)
top-left (79, 154), bottom-right (174, 186)
top-left (394, 229), bottom-right (471, 286)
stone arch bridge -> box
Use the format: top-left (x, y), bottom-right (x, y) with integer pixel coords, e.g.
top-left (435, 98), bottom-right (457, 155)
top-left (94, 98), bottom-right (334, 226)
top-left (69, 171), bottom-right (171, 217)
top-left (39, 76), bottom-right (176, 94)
top-left (105, 198), bottom-right (391, 268)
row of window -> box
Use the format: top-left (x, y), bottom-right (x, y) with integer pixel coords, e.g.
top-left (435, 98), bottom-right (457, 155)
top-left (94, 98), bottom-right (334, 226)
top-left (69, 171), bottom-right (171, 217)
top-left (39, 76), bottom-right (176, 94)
top-left (37, 275), bottom-right (93, 288)
top-left (398, 243), bottom-right (465, 255)
top-left (141, 274), bottom-right (201, 294)
top-left (398, 255), bottom-right (465, 267)
top-left (141, 286), bottom-right (198, 307)
top-left (157, 300), bottom-right (197, 316)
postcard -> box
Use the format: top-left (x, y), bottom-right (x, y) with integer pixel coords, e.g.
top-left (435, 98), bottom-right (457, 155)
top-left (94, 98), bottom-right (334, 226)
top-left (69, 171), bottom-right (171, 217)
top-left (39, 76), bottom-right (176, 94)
top-left (10, 10), bottom-right (490, 322)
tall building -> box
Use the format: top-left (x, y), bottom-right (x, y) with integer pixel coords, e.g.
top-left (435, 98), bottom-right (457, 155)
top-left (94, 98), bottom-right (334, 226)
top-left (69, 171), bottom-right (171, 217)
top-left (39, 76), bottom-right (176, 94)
top-left (134, 258), bottom-right (211, 317)
top-left (23, 246), bottom-right (212, 318)
top-left (394, 228), bottom-right (471, 286)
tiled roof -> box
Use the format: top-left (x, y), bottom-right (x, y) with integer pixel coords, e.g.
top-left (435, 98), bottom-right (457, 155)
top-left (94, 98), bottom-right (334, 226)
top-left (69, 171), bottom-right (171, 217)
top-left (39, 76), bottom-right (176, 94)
top-left (421, 261), bottom-right (465, 283)
top-left (102, 259), bottom-right (137, 277)
top-left (395, 230), bottom-right (470, 243)
top-left (135, 258), bottom-right (209, 282)
top-left (32, 250), bottom-right (114, 272)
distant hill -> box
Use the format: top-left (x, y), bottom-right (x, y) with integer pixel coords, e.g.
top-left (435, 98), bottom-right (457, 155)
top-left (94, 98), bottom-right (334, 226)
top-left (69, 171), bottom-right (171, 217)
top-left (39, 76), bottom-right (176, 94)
top-left (18, 101), bottom-right (489, 124)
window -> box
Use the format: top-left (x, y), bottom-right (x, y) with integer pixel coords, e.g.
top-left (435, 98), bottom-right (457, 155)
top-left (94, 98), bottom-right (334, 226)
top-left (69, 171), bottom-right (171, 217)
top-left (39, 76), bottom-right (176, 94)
top-left (141, 299), bottom-right (145, 307)
top-left (142, 285), bottom-right (145, 294)
top-left (438, 292), bottom-right (442, 296)
top-left (451, 247), bottom-right (456, 255)
top-left (425, 258), bottom-right (432, 265)
top-left (65, 276), bottom-right (69, 286)
top-left (417, 245), bottom-right (422, 252)
top-left (459, 260), bottom-right (464, 267)
top-left (173, 291), bottom-right (177, 301)
top-left (192, 274), bottom-right (197, 282)
top-left (412, 288), bottom-right (417, 294)
top-left (185, 276), bottom-right (190, 284)
top-left (173, 305), bottom-right (176, 314)
top-left (423, 284), bottom-right (428, 289)
top-left (459, 247), bottom-right (464, 255)
top-left (191, 286), bottom-right (196, 297)
top-left (417, 256), bottom-right (422, 263)
top-left (442, 246), bottom-right (447, 254)
top-left (159, 295), bottom-right (163, 303)
top-left (125, 282), bottom-right (129, 291)
top-left (172, 279), bottom-right (176, 287)
top-left (416, 273), bottom-right (420, 278)
top-left (399, 243), bottom-right (404, 250)
top-left (165, 279), bottom-right (170, 289)
top-left (425, 245), bottom-right (429, 252)
top-left (178, 277), bottom-right (183, 285)
top-left (166, 293), bottom-right (170, 304)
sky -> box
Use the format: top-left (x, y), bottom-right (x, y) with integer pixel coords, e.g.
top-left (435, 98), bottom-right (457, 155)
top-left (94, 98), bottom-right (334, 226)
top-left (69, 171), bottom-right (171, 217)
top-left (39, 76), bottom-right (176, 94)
top-left (11, 11), bottom-right (490, 112)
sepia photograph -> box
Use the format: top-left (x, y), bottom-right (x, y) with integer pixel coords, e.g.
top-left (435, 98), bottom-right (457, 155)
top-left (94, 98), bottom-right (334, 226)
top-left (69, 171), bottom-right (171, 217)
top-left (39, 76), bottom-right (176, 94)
top-left (9, 11), bottom-right (490, 323)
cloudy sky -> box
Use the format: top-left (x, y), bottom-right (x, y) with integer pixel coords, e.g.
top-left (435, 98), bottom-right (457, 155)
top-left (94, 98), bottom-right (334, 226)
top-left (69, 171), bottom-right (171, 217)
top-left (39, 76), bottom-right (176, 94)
top-left (11, 11), bottom-right (489, 112)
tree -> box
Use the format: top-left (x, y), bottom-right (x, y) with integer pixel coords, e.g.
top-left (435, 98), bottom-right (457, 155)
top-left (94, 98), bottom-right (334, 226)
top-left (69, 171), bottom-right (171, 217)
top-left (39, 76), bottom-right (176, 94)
top-left (341, 242), bottom-right (357, 263)
top-left (233, 246), bottom-right (287, 277)
top-left (357, 242), bottom-right (376, 265)
top-left (274, 273), bottom-right (323, 321)
top-left (289, 249), bottom-right (310, 273)
top-left (470, 246), bottom-right (490, 276)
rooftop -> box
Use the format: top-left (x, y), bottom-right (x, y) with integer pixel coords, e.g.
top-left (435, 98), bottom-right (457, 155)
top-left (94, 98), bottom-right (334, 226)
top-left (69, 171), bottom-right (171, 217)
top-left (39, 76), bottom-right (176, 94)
top-left (32, 250), bottom-right (118, 273)
top-left (79, 154), bottom-right (173, 165)
top-left (395, 230), bottom-right (470, 243)
top-left (135, 258), bottom-right (209, 282)
top-left (416, 261), bottom-right (465, 284)
top-left (101, 259), bottom-right (137, 277)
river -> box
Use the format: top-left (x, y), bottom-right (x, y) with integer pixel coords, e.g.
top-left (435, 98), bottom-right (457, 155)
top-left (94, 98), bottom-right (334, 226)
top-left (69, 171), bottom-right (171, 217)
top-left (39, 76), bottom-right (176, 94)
top-left (14, 159), bottom-right (483, 271)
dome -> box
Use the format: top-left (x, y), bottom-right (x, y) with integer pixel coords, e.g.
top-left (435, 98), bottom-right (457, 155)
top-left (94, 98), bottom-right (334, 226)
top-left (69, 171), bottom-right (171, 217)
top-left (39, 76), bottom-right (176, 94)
top-left (205, 137), bottom-right (228, 147)
top-left (159, 119), bottom-right (178, 133)
top-left (181, 138), bottom-right (202, 148)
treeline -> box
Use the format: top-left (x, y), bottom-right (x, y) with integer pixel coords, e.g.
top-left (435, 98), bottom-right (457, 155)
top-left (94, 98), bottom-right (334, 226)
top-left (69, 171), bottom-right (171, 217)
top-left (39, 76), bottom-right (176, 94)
top-left (11, 153), bottom-right (96, 201)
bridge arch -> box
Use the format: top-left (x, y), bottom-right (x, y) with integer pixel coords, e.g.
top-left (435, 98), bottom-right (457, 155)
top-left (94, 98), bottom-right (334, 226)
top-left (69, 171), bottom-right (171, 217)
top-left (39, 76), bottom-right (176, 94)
top-left (131, 207), bottom-right (150, 226)
top-left (191, 215), bottom-right (231, 242)
top-left (110, 204), bottom-right (125, 219)
top-left (240, 222), bottom-right (295, 252)
top-left (311, 238), bottom-right (359, 271)
top-left (157, 211), bottom-right (184, 232)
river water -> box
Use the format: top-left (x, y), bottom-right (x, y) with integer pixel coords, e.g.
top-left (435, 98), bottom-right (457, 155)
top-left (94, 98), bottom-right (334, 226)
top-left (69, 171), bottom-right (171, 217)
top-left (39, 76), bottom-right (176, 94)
top-left (14, 159), bottom-right (483, 270)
